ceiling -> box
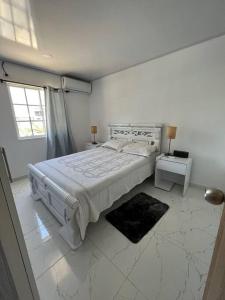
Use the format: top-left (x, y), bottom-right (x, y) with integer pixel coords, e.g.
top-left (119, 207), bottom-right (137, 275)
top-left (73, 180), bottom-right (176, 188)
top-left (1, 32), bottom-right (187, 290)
top-left (0, 0), bottom-right (225, 81)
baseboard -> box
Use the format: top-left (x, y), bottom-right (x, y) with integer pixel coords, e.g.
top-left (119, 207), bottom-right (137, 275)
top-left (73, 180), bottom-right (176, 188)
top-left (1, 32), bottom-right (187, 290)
top-left (190, 182), bottom-right (206, 190)
top-left (11, 175), bottom-right (28, 183)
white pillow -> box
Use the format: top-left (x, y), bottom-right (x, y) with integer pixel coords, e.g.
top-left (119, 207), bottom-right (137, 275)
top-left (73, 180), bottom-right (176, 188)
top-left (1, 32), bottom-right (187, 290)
top-left (132, 140), bottom-right (160, 151)
top-left (122, 143), bottom-right (157, 157)
top-left (102, 139), bottom-right (130, 152)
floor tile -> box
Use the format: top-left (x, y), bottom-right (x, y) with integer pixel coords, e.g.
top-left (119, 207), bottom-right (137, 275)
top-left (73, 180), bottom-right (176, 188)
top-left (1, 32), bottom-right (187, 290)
top-left (114, 279), bottom-right (148, 300)
top-left (129, 233), bottom-right (208, 300)
top-left (87, 215), bottom-right (153, 276)
top-left (154, 205), bottom-right (219, 266)
top-left (37, 240), bottom-right (125, 300)
top-left (25, 220), bottom-right (70, 278)
top-left (12, 178), bottom-right (56, 235)
top-left (19, 201), bottom-right (56, 235)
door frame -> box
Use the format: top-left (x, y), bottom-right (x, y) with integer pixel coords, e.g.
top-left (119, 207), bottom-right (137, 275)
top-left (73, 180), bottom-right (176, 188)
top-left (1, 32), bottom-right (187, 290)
top-left (0, 153), bottom-right (39, 300)
top-left (203, 203), bottom-right (225, 299)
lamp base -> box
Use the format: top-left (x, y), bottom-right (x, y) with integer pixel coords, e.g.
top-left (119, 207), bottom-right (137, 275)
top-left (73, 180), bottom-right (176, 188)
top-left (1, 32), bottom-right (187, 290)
top-left (166, 138), bottom-right (172, 157)
top-left (92, 141), bottom-right (97, 145)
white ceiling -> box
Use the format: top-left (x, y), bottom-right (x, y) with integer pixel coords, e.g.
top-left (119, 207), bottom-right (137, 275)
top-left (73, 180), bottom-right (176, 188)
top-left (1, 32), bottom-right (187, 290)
top-left (0, 0), bottom-right (225, 81)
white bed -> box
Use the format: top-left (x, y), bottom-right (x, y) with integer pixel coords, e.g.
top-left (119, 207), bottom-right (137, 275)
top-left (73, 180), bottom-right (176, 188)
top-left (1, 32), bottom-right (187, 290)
top-left (28, 124), bottom-right (162, 249)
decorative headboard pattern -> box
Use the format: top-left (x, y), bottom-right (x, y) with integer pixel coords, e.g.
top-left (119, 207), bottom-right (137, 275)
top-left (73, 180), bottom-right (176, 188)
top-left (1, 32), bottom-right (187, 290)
top-left (108, 123), bottom-right (163, 152)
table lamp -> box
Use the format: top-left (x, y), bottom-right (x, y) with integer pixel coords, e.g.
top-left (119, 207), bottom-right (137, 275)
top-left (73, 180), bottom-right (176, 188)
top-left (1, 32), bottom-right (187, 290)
top-left (165, 126), bottom-right (177, 156)
top-left (91, 126), bottom-right (97, 144)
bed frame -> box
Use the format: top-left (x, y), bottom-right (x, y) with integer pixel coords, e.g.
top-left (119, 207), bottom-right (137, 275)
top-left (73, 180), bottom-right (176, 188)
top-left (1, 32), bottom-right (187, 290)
top-left (28, 124), bottom-right (162, 249)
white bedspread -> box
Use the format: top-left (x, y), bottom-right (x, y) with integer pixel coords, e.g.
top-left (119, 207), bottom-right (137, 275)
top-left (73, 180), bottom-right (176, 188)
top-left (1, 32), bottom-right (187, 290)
top-left (34, 147), bottom-right (156, 238)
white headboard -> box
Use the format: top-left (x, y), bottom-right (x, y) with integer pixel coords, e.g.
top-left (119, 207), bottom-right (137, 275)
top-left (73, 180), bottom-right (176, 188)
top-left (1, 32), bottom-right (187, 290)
top-left (108, 123), bottom-right (163, 152)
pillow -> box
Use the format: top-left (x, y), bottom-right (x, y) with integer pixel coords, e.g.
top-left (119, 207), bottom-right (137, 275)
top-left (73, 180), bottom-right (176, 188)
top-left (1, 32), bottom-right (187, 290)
top-left (101, 139), bottom-right (130, 152)
top-left (122, 143), bottom-right (157, 157)
top-left (132, 140), bottom-right (160, 151)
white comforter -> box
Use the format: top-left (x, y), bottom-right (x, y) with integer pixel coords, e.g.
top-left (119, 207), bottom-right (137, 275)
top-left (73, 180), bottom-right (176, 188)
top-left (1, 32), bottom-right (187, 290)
top-left (35, 147), bottom-right (155, 238)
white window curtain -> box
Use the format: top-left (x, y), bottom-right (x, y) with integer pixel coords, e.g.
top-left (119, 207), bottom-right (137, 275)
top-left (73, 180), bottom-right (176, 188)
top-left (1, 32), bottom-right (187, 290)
top-left (45, 87), bottom-right (73, 159)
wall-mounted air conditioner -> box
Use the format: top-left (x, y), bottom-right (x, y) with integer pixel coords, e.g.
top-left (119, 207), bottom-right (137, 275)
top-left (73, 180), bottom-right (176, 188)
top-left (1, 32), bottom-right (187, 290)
top-left (61, 76), bottom-right (91, 94)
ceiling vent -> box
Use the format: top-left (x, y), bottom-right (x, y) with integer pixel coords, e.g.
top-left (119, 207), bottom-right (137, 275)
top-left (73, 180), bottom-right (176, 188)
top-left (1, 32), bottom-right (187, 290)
top-left (61, 77), bottom-right (91, 94)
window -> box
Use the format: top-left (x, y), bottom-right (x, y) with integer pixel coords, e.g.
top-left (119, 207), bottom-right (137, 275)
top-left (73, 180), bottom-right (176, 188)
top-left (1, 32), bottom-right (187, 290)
top-left (8, 83), bottom-right (46, 139)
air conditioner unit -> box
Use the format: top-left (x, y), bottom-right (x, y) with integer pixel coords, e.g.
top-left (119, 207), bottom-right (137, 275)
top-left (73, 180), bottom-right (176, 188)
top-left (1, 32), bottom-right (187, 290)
top-left (61, 77), bottom-right (91, 94)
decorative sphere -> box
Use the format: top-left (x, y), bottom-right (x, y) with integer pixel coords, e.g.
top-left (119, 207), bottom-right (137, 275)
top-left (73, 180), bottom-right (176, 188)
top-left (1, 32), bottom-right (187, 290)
top-left (205, 188), bottom-right (224, 205)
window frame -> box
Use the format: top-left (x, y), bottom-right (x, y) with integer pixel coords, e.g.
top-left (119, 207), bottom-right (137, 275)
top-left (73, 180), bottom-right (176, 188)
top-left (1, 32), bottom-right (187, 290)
top-left (7, 83), bottom-right (46, 140)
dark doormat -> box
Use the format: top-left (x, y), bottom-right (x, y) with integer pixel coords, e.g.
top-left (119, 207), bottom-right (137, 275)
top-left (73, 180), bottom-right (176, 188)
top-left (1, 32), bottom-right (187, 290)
top-left (105, 192), bottom-right (169, 243)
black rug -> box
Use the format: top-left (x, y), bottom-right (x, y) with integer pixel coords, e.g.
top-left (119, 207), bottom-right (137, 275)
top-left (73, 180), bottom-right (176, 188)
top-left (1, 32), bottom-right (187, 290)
top-left (105, 193), bottom-right (169, 243)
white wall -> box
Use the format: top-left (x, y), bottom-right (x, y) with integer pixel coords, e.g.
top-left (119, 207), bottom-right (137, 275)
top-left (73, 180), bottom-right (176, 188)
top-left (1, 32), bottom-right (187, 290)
top-left (89, 35), bottom-right (225, 190)
top-left (0, 63), bottom-right (61, 88)
top-left (0, 62), bottom-right (90, 178)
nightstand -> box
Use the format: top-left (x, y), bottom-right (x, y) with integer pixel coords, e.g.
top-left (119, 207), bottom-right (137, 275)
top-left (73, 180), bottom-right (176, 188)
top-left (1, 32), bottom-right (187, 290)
top-left (84, 142), bottom-right (102, 150)
top-left (155, 154), bottom-right (192, 196)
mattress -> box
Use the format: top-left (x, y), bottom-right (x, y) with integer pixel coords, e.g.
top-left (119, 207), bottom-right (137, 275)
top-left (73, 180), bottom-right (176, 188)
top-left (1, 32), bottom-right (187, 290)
top-left (34, 147), bottom-right (156, 238)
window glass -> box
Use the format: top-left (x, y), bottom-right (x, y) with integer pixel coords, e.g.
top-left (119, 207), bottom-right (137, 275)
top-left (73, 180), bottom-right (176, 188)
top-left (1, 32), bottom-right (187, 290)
top-left (13, 105), bottom-right (29, 121)
top-left (8, 83), bottom-right (46, 138)
top-left (28, 106), bottom-right (43, 121)
top-left (31, 121), bottom-right (45, 136)
top-left (17, 121), bottom-right (32, 137)
top-left (26, 88), bottom-right (40, 105)
top-left (9, 86), bottom-right (26, 104)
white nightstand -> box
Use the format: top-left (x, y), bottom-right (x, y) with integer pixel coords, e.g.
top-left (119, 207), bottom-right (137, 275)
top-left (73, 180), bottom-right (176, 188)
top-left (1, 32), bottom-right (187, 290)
top-left (155, 154), bottom-right (192, 196)
top-left (84, 142), bottom-right (102, 150)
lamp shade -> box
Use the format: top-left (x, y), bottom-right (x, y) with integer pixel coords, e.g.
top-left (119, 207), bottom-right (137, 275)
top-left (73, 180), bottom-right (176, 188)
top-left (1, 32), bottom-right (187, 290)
top-left (91, 126), bottom-right (97, 134)
top-left (166, 126), bottom-right (177, 139)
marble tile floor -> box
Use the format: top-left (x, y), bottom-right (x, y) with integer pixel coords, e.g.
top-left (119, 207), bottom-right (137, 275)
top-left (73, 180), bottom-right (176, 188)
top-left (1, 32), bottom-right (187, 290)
top-left (11, 177), bottom-right (222, 300)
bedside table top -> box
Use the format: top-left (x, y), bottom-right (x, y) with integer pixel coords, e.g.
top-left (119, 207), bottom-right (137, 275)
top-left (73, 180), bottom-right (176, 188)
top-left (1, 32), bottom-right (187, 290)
top-left (157, 154), bottom-right (192, 165)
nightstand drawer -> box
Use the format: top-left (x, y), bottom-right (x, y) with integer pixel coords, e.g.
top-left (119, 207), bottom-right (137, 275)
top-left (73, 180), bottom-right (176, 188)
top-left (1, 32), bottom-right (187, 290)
top-left (157, 160), bottom-right (186, 175)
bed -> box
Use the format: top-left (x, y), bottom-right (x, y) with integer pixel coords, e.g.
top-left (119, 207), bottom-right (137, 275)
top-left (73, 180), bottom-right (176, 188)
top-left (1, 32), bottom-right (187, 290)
top-left (28, 124), bottom-right (162, 249)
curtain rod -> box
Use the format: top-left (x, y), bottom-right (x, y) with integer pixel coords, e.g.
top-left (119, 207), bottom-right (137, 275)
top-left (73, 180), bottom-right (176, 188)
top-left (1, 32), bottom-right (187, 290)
top-left (0, 78), bottom-right (47, 89)
top-left (0, 79), bottom-right (71, 93)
